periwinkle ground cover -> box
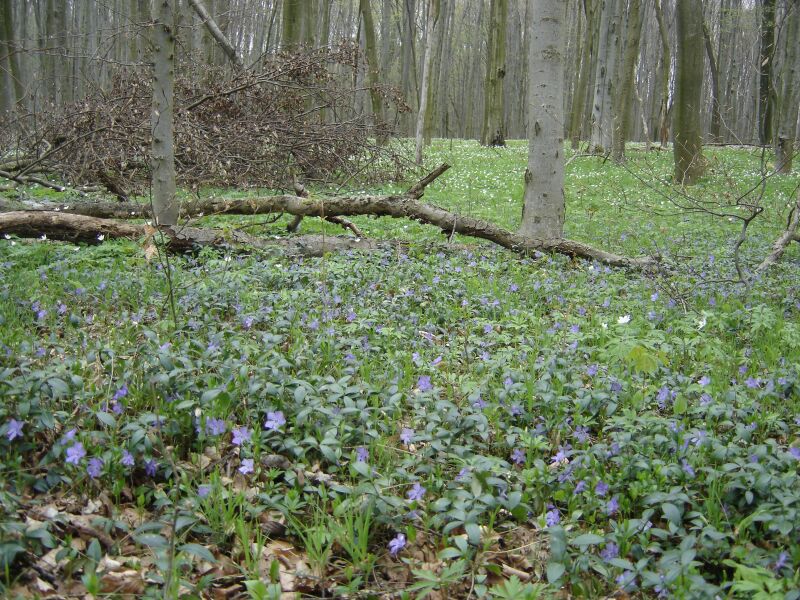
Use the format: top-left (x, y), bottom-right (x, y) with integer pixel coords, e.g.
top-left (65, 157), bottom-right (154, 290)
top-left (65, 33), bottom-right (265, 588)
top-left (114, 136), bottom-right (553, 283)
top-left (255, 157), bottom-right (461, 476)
top-left (1, 142), bottom-right (800, 598)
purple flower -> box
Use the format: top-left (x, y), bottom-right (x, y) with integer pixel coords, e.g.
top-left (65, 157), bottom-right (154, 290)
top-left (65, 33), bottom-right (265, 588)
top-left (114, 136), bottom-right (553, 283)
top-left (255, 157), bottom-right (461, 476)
top-left (788, 447), bottom-right (800, 461)
top-left (472, 397), bottom-right (487, 409)
top-left (510, 404), bottom-right (523, 417)
top-left (600, 542), bottom-right (619, 561)
top-left (573, 426), bottom-right (589, 443)
top-left (504, 376), bottom-right (514, 387)
top-left (356, 446), bottom-right (369, 463)
top-left (417, 375), bottom-right (433, 392)
top-left (698, 375), bottom-right (711, 387)
top-left (651, 292), bottom-right (659, 301)
top-left (388, 533), bottom-right (406, 556)
top-left (121, 450), bottom-right (135, 467)
top-left (145, 458), bottom-right (157, 477)
top-left (610, 379), bottom-right (622, 393)
top-left (545, 509), bottom-right (560, 527)
top-left (66, 442), bottom-right (86, 465)
top-left (239, 458), bottom-right (254, 474)
top-left (574, 480), bottom-right (587, 494)
top-left (595, 480), bottom-right (609, 497)
top-left (198, 484), bottom-right (212, 498)
top-left (232, 426), bottom-right (252, 446)
top-left (509, 283), bottom-right (519, 292)
top-left (551, 445), bottom-right (570, 463)
top-left (587, 364), bottom-right (599, 377)
top-left (745, 377), bottom-right (760, 389)
top-left (456, 467), bottom-right (471, 482)
top-left (681, 459), bottom-right (695, 477)
top-left (616, 571), bottom-right (637, 591)
top-left (264, 411), bottom-right (286, 431)
top-left (87, 457), bottom-right (103, 479)
top-left (774, 551), bottom-right (789, 572)
top-left (407, 483), bottom-right (426, 501)
top-left (400, 428), bottom-right (414, 445)
top-left (511, 448), bottom-right (526, 465)
top-left (205, 418), bottom-right (226, 436)
top-left (605, 496), bottom-right (620, 516)
top-left (113, 384), bottom-right (128, 401)
top-left (6, 419), bottom-right (24, 441)
top-left (700, 393), bottom-right (712, 406)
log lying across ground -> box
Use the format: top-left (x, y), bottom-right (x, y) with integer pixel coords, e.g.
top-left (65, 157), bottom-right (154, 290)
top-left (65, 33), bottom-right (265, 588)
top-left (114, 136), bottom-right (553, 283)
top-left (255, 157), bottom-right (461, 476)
top-left (0, 164), bottom-right (660, 268)
top-left (0, 211), bottom-right (388, 257)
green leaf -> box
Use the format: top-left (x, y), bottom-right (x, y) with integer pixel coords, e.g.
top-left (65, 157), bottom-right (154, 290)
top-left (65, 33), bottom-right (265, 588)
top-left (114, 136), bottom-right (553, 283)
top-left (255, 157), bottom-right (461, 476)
top-left (179, 543), bottom-right (216, 562)
top-left (95, 411), bottom-right (116, 427)
top-left (546, 562), bottom-right (565, 584)
top-left (134, 533), bottom-right (168, 548)
top-left (570, 533), bottom-right (605, 547)
top-left (662, 502), bottom-right (682, 525)
top-left (465, 522), bottom-right (481, 546)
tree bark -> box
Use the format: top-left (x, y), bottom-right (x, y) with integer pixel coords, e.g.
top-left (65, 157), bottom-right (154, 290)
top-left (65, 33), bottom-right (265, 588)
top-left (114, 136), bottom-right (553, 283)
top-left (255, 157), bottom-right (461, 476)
top-left (569, 0), bottom-right (595, 150)
top-left (654, 0), bottom-right (671, 148)
top-left (611, 0), bottom-right (642, 163)
top-left (590, 0), bottom-right (619, 153)
top-left (519, 0), bottom-right (566, 240)
top-left (775, 0), bottom-right (799, 174)
top-left (359, 0), bottom-right (385, 137)
top-left (702, 21), bottom-right (722, 144)
top-left (481, 0), bottom-right (508, 146)
top-left (187, 0), bottom-right (244, 70)
top-left (151, 0), bottom-right (179, 226)
top-left (758, 0), bottom-right (777, 146)
top-left (674, 0), bottom-right (706, 185)
top-left (415, 0), bottom-right (438, 165)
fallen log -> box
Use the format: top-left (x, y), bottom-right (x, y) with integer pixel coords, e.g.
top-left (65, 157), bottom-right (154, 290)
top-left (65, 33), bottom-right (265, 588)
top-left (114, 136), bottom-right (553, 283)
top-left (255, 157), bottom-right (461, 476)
top-left (0, 163), bottom-right (659, 268)
top-left (0, 211), bottom-right (389, 257)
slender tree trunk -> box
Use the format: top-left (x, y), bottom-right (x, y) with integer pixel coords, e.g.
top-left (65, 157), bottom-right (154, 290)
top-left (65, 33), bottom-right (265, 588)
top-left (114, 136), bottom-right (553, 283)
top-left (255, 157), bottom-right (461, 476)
top-left (758, 0), bottom-right (776, 145)
top-left (401, 0), bottom-right (417, 134)
top-left (654, 0), bottom-right (670, 148)
top-left (188, 0), bottom-right (244, 69)
top-left (612, 0), bottom-right (642, 163)
top-left (520, 0), bottom-right (565, 240)
top-left (569, 0), bottom-right (594, 149)
top-left (703, 20), bottom-right (722, 143)
top-left (151, 0), bottom-right (178, 226)
top-left (281, 0), bottom-right (302, 49)
top-left (775, 0), bottom-right (799, 173)
top-left (590, 0), bottom-right (619, 152)
top-left (674, 0), bottom-right (706, 185)
top-left (359, 0), bottom-right (385, 136)
top-left (481, 0), bottom-right (508, 146)
top-left (415, 0), bottom-right (438, 165)
top-left (0, 0), bottom-right (18, 114)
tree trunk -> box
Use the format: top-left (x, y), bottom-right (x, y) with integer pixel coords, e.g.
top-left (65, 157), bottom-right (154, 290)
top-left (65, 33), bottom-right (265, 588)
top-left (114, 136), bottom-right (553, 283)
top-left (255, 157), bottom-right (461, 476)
top-left (654, 0), bottom-right (670, 148)
top-left (187, 0), bottom-right (244, 70)
top-left (151, 0), bottom-right (179, 226)
top-left (569, 0), bottom-right (595, 149)
top-left (611, 0), bottom-right (642, 163)
top-left (674, 0), bottom-right (706, 185)
top-left (590, 0), bottom-right (619, 153)
top-left (281, 0), bottom-right (302, 49)
top-left (703, 20), bottom-right (722, 144)
top-left (415, 0), bottom-right (438, 165)
top-left (481, 0), bottom-right (508, 146)
top-left (758, 0), bottom-right (776, 146)
top-left (520, 0), bottom-right (565, 240)
top-left (401, 0), bottom-right (417, 134)
top-left (359, 0), bottom-right (385, 137)
top-left (775, 0), bottom-right (799, 174)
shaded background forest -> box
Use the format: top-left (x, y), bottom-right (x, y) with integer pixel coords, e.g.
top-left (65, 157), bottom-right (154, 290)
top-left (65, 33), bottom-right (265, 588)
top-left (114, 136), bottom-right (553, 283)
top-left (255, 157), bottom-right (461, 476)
top-left (1, 0), bottom-right (796, 149)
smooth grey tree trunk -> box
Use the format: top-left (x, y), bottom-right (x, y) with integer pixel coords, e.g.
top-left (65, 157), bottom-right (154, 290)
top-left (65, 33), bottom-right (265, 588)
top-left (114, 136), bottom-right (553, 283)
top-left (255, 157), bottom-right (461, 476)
top-left (611, 0), bottom-right (642, 163)
top-left (590, 0), bottom-right (619, 152)
top-left (775, 0), bottom-right (799, 173)
top-left (520, 0), bottom-right (565, 240)
top-left (481, 0), bottom-right (508, 146)
top-left (188, 0), bottom-right (244, 69)
top-left (415, 0), bottom-right (438, 165)
top-left (151, 0), bottom-right (178, 226)
top-left (674, 0), bottom-right (706, 185)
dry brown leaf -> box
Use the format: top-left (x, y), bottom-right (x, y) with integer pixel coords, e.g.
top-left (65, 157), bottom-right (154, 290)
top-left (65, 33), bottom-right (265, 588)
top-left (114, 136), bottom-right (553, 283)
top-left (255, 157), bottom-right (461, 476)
top-left (99, 569), bottom-right (145, 595)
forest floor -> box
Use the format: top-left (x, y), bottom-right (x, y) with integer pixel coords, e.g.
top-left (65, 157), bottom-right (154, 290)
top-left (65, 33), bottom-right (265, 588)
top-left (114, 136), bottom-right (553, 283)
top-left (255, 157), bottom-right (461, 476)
top-left (1, 141), bottom-right (800, 599)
